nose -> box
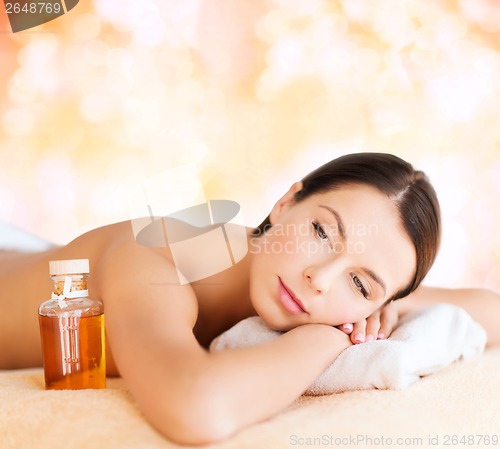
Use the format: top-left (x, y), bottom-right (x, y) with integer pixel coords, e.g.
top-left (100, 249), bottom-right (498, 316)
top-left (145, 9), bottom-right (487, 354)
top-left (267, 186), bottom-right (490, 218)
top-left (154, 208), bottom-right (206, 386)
top-left (304, 261), bottom-right (339, 295)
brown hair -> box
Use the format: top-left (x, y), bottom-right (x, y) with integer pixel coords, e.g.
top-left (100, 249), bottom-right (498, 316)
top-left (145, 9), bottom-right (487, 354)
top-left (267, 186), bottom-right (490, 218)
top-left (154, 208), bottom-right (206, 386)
top-left (252, 152), bottom-right (441, 301)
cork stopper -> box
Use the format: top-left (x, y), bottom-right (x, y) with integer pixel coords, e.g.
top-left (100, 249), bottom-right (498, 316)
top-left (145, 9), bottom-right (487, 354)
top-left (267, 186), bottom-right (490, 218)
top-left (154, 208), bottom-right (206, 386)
top-left (49, 259), bottom-right (90, 276)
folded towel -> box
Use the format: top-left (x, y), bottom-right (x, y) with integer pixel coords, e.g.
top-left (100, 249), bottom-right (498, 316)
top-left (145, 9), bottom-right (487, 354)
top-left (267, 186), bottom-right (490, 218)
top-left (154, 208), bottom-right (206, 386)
top-left (210, 303), bottom-right (487, 395)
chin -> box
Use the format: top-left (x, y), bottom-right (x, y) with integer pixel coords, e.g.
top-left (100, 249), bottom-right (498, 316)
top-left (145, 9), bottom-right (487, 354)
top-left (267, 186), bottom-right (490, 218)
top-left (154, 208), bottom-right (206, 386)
top-left (257, 309), bottom-right (297, 332)
top-left (270, 322), bottom-right (296, 332)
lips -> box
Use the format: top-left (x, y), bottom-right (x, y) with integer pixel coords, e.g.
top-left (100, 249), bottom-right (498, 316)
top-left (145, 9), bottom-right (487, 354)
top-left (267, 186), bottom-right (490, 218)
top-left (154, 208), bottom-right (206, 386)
top-left (277, 277), bottom-right (307, 315)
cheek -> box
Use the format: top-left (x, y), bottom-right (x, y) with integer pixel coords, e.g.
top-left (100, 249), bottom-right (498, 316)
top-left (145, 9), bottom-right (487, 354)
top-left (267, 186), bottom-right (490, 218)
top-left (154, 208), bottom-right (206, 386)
top-left (342, 304), bottom-right (381, 324)
top-left (328, 306), bottom-right (363, 326)
top-left (319, 292), bottom-right (375, 325)
top-left (247, 238), bottom-right (281, 299)
top-left (265, 226), bottom-right (323, 264)
top-left (254, 231), bottom-right (299, 267)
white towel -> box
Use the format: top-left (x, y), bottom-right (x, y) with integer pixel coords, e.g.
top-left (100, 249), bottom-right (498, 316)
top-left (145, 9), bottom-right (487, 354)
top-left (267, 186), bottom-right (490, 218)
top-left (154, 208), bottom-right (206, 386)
top-left (210, 304), bottom-right (487, 395)
top-left (0, 221), bottom-right (55, 252)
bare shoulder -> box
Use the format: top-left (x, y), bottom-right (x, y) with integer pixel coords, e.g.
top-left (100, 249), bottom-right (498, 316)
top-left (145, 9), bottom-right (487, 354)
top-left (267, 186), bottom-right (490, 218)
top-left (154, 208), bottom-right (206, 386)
top-left (70, 219), bottom-right (202, 347)
top-left (94, 226), bottom-right (198, 320)
top-left (92, 230), bottom-right (202, 369)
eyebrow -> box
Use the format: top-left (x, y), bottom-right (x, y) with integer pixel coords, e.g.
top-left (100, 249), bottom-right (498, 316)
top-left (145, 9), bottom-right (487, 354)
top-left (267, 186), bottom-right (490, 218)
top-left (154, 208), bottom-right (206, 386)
top-left (361, 267), bottom-right (387, 297)
top-left (319, 204), bottom-right (387, 297)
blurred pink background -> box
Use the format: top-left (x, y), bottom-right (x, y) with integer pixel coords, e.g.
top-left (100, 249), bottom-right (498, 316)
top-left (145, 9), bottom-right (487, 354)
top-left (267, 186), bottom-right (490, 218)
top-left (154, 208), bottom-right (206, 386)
top-left (0, 0), bottom-right (499, 291)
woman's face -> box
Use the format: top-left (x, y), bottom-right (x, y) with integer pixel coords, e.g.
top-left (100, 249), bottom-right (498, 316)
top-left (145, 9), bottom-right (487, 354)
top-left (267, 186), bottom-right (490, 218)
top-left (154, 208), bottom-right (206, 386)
top-left (248, 182), bottom-right (416, 331)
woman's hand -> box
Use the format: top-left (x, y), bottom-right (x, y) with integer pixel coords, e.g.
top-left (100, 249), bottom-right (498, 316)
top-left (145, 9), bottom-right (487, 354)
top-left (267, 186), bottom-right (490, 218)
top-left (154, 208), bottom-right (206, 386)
top-left (337, 301), bottom-right (399, 344)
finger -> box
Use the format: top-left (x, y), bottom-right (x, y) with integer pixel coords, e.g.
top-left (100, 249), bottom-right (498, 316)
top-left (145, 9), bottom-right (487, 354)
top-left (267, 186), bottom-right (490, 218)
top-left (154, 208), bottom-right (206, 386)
top-left (365, 312), bottom-right (381, 342)
top-left (351, 319), bottom-right (367, 344)
top-left (337, 323), bottom-right (354, 335)
top-left (377, 303), bottom-right (399, 339)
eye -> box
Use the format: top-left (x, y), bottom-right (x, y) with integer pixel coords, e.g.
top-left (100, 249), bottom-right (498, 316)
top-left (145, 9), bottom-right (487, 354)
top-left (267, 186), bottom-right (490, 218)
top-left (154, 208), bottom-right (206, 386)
top-left (350, 273), bottom-right (369, 299)
top-left (312, 221), bottom-right (329, 242)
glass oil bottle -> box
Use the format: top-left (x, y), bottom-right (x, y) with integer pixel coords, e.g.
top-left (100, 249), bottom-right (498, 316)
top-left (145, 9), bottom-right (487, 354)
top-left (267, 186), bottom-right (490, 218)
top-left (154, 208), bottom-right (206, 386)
top-left (38, 259), bottom-right (106, 389)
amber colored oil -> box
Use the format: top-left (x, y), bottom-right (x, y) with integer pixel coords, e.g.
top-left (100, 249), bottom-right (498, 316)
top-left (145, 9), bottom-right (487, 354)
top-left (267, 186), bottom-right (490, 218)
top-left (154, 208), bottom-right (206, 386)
top-left (39, 314), bottom-right (106, 390)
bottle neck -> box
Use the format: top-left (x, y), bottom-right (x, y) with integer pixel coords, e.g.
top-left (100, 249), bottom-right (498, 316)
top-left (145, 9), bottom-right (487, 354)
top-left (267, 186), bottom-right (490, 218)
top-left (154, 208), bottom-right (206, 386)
top-left (51, 274), bottom-right (89, 298)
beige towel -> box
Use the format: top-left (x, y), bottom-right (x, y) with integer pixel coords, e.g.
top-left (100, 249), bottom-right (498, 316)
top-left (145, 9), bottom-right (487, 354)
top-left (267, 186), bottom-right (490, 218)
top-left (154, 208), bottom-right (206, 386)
top-left (0, 312), bottom-right (496, 449)
top-left (210, 304), bottom-right (487, 395)
top-left (2, 349), bottom-right (500, 449)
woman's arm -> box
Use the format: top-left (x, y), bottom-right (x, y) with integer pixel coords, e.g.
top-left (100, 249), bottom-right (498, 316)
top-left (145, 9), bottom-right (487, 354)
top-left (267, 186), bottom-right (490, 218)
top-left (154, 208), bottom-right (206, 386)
top-left (395, 286), bottom-right (500, 347)
top-left (98, 240), bottom-right (351, 445)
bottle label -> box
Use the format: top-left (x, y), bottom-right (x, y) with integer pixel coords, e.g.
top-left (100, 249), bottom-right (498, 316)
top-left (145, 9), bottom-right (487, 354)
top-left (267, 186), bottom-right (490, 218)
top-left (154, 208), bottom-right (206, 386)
top-left (52, 276), bottom-right (89, 308)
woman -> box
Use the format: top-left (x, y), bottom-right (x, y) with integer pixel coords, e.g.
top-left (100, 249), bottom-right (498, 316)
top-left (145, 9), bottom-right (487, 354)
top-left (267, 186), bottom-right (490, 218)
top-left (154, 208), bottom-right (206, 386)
top-left (0, 152), bottom-right (498, 444)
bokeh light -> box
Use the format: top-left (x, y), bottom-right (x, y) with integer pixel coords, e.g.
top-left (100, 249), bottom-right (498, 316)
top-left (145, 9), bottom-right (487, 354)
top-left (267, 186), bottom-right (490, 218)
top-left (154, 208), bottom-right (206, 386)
top-left (0, 0), bottom-right (499, 290)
